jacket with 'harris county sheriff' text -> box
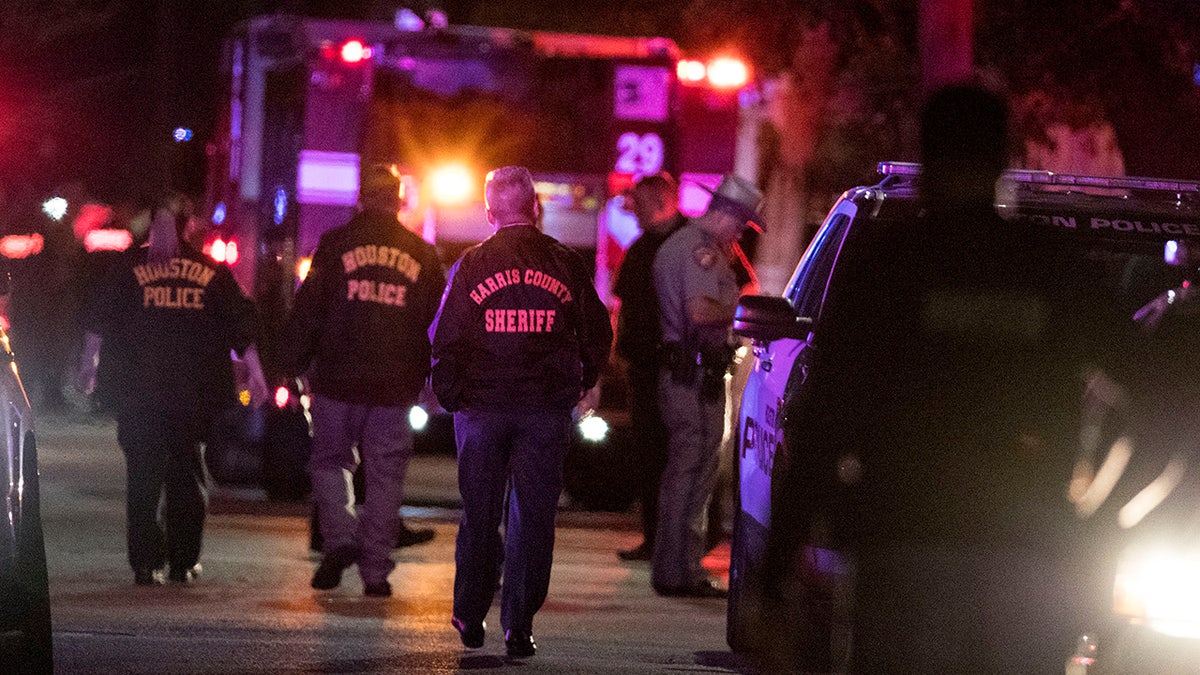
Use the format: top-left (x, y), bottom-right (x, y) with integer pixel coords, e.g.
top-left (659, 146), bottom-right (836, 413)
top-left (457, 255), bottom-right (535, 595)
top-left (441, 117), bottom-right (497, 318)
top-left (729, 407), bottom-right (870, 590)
top-left (430, 224), bottom-right (612, 412)
top-left (277, 209), bottom-right (446, 406)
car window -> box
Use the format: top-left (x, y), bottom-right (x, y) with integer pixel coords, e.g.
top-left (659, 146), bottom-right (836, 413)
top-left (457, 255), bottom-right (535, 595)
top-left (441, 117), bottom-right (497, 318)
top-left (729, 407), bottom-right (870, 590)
top-left (785, 211), bottom-right (854, 319)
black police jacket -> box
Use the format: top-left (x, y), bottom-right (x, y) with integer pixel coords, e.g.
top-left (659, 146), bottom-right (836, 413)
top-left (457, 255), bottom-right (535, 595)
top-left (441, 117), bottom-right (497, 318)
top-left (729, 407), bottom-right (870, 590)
top-left (430, 224), bottom-right (612, 412)
top-left (79, 244), bottom-right (259, 422)
top-left (278, 210), bottom-right (446, 406)
top-left (612, 214), bottom-right (685, 368)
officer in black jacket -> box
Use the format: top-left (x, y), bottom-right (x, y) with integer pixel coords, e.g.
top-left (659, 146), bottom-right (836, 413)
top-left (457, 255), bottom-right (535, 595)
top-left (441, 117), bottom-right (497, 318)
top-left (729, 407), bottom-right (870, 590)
top-left (431, 166), bottom-right (612, 658)
top-left (612, 172), bottom-right (685, 561)
top-left (278, 164), bottom-right (446, 598)
top-left (80, 198), bottom-right (264, 586)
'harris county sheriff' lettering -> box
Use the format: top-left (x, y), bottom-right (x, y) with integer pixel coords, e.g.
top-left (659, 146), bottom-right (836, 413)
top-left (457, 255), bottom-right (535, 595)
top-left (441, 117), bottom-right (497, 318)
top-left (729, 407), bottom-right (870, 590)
top-left (469, 268), bottom-right (574, 305)
top-left (134, 258), bottom-right (217, 309)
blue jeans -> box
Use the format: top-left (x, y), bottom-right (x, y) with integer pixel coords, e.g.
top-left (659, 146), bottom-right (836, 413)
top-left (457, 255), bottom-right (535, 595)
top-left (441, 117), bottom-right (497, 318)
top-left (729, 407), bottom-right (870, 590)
top-left (452, 408), bottom-right (572, 634)
top-left (309, 397), bottom-right (413, 585)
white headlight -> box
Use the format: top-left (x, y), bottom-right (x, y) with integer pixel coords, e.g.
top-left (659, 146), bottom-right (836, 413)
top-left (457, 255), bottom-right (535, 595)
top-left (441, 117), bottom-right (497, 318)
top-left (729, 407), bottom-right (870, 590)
top-left (409, 405), bottom-right (429, 431)
top-left (578, 414), bottom-right (609, 443)
top-left (1114, 548), bottom-right (1200, 639)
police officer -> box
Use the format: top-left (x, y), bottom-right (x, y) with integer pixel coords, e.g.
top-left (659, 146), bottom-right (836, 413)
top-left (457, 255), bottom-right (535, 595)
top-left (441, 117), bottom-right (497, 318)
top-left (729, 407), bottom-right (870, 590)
top-left (430, 166), bottom-right (611, 658)
top-left (278, 164), bottom-right (446, 598)
top-left (79, 197), bottom-right (265, 586)
top-left (652, 174), bottom-right (761, 597)
top-left (613, 172), bottom-right (686, 561)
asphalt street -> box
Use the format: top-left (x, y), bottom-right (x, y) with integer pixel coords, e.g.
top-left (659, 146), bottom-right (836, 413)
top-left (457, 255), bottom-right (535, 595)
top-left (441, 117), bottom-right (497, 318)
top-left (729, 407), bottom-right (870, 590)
top-left (35, 413), bottom-right (752, 674)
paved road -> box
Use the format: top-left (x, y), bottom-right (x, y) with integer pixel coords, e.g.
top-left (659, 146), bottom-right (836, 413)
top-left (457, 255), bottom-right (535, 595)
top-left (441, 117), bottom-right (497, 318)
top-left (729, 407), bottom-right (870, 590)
top-left (36, 415), bottom-right (750, 674)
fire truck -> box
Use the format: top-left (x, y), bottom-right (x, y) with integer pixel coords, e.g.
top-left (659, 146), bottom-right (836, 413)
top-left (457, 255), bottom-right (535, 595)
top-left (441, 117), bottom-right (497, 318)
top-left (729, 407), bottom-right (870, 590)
top-left (203, 12), bottom-right (748, 502)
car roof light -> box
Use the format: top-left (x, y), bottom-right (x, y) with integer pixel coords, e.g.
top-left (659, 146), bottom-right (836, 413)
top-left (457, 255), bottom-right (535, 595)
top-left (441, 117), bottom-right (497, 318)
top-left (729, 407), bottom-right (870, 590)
top-left (707, 57), bottom-right (748, 88)
top-left (877, 161), bottom-right (1200, 195)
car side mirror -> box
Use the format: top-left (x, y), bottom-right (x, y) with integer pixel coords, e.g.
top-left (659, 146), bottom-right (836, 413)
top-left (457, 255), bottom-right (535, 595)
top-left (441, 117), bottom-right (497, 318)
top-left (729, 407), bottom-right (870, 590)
top-left (733, 295), bottom-right (813, 342)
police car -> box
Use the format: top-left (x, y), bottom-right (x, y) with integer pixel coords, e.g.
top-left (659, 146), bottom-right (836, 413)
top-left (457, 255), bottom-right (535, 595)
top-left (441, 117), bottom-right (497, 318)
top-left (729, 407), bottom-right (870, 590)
top-left (729, 162), bottom-right (1200, 671)
top-left (0, 324), bottom-right (52, 671)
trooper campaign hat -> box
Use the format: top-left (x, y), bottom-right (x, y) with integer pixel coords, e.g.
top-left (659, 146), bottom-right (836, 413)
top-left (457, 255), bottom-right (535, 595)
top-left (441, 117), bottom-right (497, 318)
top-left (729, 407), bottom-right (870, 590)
top-left (702, 173), bottom-right (764, 229)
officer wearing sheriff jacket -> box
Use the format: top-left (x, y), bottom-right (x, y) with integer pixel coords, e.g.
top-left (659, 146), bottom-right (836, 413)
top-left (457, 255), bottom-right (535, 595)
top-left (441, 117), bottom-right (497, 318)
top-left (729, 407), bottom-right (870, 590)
top-left (651, 174), bottom-right (762, 598)
top-left (80, 198), bottom-right (265, 586)
top-left (278, 164), bottom-right (446, 598)
top-left (430, 166), bottom-right (612, 658)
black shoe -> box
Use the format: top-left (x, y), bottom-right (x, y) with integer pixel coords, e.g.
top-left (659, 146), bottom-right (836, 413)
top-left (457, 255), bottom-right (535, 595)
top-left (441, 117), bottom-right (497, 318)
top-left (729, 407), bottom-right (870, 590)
top-left (504, 629), bottom-right (536, 658)
top-left (311, 546), bottom-right (358, 590)
top-left (363, 580), bottom-right (392, 598)
top-left (617, 542), bottom-right (652, 561)
top-left (655, 579), bottom-right (728, 599)
top-left (394, 524), bottom-right (435, 548)
top-left (452, 616), bottom-right (485, 649)
top-left (168, 563), bottom-right (202, 584)
top-left (134, 568), bottom-right (166, 586)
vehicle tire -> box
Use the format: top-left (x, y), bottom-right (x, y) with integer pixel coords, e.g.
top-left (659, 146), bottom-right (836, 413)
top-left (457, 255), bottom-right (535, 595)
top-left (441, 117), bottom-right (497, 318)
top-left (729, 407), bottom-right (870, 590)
top-left (0, 432), bottom-right (53, 673)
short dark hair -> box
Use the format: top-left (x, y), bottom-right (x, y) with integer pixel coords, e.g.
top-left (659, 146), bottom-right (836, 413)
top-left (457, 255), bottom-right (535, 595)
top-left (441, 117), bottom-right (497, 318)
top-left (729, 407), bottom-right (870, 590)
top-left (633, 171), bottom-right (677, 197)
top-left (359, 163), bottom-right (401, 210)
top-left (485, 166), bottom-right (537, 225)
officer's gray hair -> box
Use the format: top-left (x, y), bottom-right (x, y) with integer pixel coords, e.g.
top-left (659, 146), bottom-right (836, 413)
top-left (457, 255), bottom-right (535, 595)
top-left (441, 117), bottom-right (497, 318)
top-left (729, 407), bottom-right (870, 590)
top-left (484, 166), bottom-right (537, 226)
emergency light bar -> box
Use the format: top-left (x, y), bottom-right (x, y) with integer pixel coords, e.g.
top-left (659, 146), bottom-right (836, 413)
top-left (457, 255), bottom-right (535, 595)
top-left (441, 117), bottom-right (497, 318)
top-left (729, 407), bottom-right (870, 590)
top-left (877, 161), bottom-right (1200, 195)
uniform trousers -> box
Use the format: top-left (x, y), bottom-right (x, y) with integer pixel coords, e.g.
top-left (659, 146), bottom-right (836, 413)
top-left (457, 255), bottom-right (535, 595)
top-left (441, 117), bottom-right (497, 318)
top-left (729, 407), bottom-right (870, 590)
top-left (452, 408), bottom-right (572, 634)
top-left (627, 363), bottom-right (669, 546)
top-left (117, 412), bottom-right (209, 573)
top-left (652, 369), bottom-right (725, 590)
top-left (309, 397), bottom-right (412, 585)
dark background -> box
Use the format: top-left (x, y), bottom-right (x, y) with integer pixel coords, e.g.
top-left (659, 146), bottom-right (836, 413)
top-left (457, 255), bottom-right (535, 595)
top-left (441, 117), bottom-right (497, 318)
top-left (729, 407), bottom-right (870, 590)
top-left (1, 0), bottom-right (1199, 210)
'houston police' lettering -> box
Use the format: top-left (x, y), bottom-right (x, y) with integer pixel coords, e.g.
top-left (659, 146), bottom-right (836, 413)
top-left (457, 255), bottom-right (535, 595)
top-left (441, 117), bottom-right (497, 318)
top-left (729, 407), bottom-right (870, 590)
top-left (347, 279), bottom-right (408, 307)
top-left (341, 245), bottom-right (422, 282)
top-left (133, 257), bottom-right (215, 310)
top-left (469, 268), bottom-right (573, 305)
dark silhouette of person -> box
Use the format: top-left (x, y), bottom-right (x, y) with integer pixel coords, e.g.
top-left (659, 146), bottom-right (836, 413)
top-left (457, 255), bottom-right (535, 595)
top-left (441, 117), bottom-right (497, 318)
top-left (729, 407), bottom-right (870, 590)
top-left (612, 173), bottom-right (686, 561)
top-left (762, 84), bottom-right (1122, 672)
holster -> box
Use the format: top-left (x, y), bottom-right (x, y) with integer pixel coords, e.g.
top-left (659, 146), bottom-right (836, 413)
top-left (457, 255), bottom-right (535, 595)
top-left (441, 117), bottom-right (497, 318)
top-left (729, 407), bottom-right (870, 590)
top-left (662, 343), bottom-right (734, 402)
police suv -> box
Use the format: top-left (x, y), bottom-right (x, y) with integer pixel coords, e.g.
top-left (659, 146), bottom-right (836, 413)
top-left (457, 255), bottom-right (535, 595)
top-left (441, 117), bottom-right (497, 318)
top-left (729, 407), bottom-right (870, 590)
top-left (729, 162), bottom-right (1200, 671)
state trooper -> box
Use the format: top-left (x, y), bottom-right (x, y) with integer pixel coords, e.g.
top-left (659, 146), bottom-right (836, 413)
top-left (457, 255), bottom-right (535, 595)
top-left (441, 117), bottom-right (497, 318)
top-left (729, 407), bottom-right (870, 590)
top-left (79, 196), bottom-right (267, 586)
top-left (278, 164), bottom-right (446, 597)
top-left (651, 174), bottom-right (762, 597)
top-left (430, 166), bottom-right (612, 658)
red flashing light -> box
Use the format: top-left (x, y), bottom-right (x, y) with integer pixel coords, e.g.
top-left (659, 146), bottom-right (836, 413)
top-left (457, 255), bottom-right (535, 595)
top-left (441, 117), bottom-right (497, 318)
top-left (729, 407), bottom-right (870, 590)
top-left (340, 40), bottom-right (373, 64)
top-left (84, 229), bottom-right (133, 253)
top-left (0, 234), bottom-right (44, 259)
top-left (677, 57), bottom-right (750, 89)
top-left (676, 59), bottom-right (706, 83)
top-left (207, 237), bottom-right (239, 265)
top-left (274, 386), bottom-right (290, 409)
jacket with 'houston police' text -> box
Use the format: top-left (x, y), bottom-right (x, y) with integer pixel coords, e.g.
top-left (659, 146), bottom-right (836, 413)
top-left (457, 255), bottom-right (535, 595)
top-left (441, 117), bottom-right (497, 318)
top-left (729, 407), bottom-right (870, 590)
top-left (278, 209), bottom-right (446, 406)
top-left (430, 224), bottom-right (612, 412)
